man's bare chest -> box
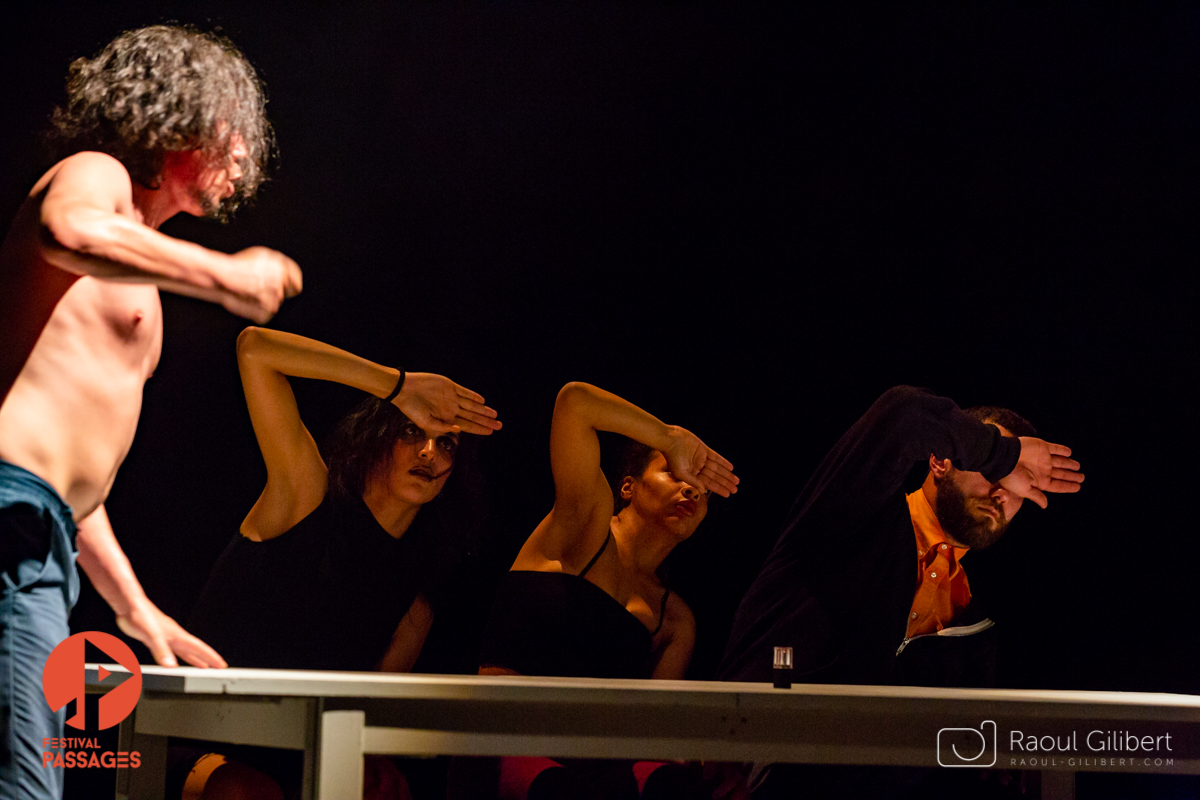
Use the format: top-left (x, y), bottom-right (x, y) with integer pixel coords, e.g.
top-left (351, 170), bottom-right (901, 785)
top-left (51, 279), bottom-right (164, 379)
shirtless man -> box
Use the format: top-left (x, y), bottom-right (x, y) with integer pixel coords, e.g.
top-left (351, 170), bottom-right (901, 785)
top-left (0, 26), bottom-right (301, 798)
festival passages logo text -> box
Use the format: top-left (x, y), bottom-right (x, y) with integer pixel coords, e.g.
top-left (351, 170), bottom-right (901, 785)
top-left (40, 631), bottom-right (143, 770)
top-left (937, 720), bottom-right (1176, 770)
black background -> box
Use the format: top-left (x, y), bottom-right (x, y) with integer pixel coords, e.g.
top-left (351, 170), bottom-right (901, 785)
top-left (2, 3), bottom-right (1198, 795)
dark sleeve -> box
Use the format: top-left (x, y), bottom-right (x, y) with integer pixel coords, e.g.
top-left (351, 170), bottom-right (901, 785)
top-left (782, 386), bottom-right (1021, 541)
top-left (721, 387), bottom-right (1017, 685)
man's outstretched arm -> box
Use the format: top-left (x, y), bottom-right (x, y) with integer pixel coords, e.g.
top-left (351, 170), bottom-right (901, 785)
top-left (37, 152), bottom-right (301, 323)
top-left (75, 505), bottom-right (227, 668)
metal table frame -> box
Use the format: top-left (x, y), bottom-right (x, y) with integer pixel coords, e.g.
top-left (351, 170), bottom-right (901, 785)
top-left (85, 665), bottom-right (1200, 800)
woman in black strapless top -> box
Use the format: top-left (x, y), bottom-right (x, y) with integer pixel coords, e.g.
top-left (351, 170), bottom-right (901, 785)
top-left (468, 382), bottom-right (739, 799)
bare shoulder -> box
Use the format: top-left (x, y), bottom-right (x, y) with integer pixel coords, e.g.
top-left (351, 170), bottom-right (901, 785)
top-left (51, 151), bottom-right (129, 180)
top-left (39, 152), bottom-right (133, 209)
top-left (3, 154), bottom-right (131, 250)
top-left (44, 152), bottom-right (132, 188)
top-left (513, 508), bottom-right (609, 572)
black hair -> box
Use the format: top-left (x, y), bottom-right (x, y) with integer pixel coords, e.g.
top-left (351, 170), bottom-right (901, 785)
top-left (965, 405), bottom-right (1038, 439)
top-left (611, 439), bottom-right (659, 513)
top-left (50, 25), bottom-right (272, 215)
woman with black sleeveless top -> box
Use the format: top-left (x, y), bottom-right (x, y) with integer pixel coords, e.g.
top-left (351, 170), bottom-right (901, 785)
top-left (467, 381), bottom-right (738, 800)
top-left (179, 327), bottom-right (501, 799)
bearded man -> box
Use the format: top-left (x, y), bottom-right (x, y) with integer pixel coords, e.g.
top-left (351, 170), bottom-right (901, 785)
top-left (0, 25), bottom-right (301, 798)
top-left (720, 385), bottom-right (1084, 689)
top-left (718, 386), bottom-right (1084, 797)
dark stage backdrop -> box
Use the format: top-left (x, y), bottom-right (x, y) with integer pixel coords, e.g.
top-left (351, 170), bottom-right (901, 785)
top-left (2, 2), bottom-right (1198, 790)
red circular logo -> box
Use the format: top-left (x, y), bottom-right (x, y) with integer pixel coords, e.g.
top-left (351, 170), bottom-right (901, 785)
top-left (42, 632), bottom-right (143, 730)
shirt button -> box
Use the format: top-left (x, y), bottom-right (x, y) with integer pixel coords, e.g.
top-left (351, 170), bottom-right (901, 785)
top-left (940, 544), bottom-right (947, 550)
top-left (911, 612), bottom-right (917, 619)
top-left (930, 572), bottom-right (938, 578)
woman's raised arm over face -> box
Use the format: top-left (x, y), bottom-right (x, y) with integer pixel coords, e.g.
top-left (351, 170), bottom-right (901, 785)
top-left (235, 327), bottom-right (499, 540)
top-left (523, 382), bottom-right (737, 570)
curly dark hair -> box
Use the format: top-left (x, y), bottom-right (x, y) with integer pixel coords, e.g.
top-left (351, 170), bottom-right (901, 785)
top-left (50, 24), bottom-right (272, 217)
top-left (324, 398), bottom-right (488, 551)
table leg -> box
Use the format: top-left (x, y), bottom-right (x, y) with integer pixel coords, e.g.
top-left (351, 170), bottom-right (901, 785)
top-left (300, 698), bottom-right (321, 800)
top-left (317, 710), bottom-right (365, 800)
top-left (115, 710), bottom-right (135, 800)
top-left (113, 703), bottom-right (167, 800)
top-left (122, 730), bottom-right (167, 800)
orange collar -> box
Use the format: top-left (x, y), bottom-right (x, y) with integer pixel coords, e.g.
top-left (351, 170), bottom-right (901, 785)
top-left (906, 489), bottom-right (969, 560)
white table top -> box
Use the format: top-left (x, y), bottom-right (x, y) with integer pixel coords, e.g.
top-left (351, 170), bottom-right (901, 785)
top-left (86, 664), bottom-right (1200, 718)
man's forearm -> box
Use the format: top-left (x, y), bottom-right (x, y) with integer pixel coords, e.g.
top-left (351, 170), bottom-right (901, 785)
top-left (74, 504), bottom-right (148, 617)
top-left (39, 167), bottom-right (299, 324)
top-left (74, 504), bottom-right (228, 668)
top-left (41, 206), bottom-right (236, 295)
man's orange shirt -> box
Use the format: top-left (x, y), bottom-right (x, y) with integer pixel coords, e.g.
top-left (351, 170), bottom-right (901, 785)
top-left (905, 489), bottom-right (971, 639)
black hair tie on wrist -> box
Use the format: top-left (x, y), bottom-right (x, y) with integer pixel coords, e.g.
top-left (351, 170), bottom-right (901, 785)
top-left (383, 371), bottom-right (405, 403)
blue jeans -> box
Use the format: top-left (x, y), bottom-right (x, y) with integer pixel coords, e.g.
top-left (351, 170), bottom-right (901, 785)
top-left (0, 461), bottom-right (79, 800)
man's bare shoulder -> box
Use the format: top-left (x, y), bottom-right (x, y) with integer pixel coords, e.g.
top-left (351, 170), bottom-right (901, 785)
top-left (37, 152), bottom-right (134, 210)
top-left (1, 153), bottom-right (133, 274)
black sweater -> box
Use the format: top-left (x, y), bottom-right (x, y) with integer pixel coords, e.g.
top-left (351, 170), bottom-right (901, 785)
top-left (718, 386), bottom-right (1020, 686)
